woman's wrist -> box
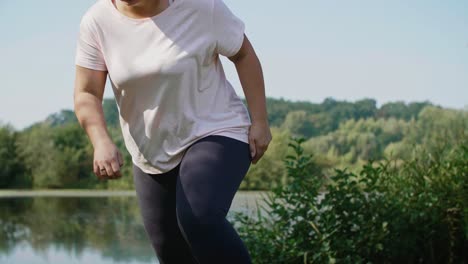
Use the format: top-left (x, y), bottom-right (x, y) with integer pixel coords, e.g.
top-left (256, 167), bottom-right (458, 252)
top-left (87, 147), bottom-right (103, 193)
top-left (249, 108), bottom-right (269, 125)
top-left (251, 118), bottom-right (269, 125)
top-left (93, 136), bottom-right (114, 148)
top-left (84, 124), bottom-right (113, 148)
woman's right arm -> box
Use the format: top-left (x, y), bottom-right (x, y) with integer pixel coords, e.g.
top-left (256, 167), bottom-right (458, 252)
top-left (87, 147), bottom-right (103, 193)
top-left (74, 65), bottom-right (124, 179)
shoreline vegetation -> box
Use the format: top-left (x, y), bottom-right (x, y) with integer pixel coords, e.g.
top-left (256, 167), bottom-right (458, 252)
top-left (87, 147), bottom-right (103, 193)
top-left (0, 189), bottom-right (267, 198)
top-left (1, 97), bottom-right (466, 191)
top-left (0, 190), bottom-right (270, 216)
top-left (0, 189), bottom-right (137, 197)
top-left (232, 137), bottom-right (467, 263)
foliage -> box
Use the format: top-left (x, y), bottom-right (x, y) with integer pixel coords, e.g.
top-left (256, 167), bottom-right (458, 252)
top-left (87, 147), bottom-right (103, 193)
top-left (0, 123), bottom-right (30, 188)
top-left (43, 109), bottom-right (78, 127)
top-left (281, 110), bottom-right (316, 138)
top-left (305, 106), bottom-right (467, 177)
top-left (377, 101), bottom-right (432, 120)
top-left (303, 117), bottom-right (411, 172)
top-left (232, 136), bottom-right (468, 263)
top-left (0, 97), bottom-right (463, 190)
top-left (102, 98), bottom-right (120, 127)
top-left (15, 123), bottom-right (101, 188)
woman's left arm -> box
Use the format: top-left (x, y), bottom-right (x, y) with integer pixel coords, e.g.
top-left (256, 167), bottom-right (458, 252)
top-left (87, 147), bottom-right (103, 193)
top-left (228, 34), bottom-right (272, 164)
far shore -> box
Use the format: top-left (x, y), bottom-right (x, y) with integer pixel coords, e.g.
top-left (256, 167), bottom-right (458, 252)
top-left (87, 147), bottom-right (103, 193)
top-left (0, 189), bottom-right (273, 216)
top-left (0, 189), bottom-right (269, 198)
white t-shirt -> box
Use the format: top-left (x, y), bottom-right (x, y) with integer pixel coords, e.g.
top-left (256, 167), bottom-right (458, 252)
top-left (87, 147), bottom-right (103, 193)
top-left (75, 0), bottom-right (251, 174)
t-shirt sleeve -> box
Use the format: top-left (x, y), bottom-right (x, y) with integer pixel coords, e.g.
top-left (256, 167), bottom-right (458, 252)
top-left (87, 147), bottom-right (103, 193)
top-left (212, 0), bottom-right (245, 57)
top-left (75, 13), bottom-right (107, 71)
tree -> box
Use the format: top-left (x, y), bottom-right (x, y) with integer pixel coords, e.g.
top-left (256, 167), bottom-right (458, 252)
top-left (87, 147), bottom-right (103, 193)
top-left (51, 123), bottom-right (97, 188)
top-left (280, 111), bottom-right (315, 138)
top-left (16, 123), bottom-right (101, 189)
top-left (354, 98), bottom-right (377, 119)
top-left (0, 123), bottom-right (30, 188)
top-left (44, 109), bottom-right (78, 127)
top-left (102, 98), bottom-right (120, 127)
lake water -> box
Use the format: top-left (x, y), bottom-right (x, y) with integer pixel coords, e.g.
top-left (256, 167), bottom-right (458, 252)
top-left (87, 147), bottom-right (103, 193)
top-left (0, 191), bottom-right (268, 264)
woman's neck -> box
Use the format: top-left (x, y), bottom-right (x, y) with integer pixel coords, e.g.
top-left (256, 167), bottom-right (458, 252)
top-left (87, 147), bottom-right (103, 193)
top-left (113, 0), bottom-right (169, 19)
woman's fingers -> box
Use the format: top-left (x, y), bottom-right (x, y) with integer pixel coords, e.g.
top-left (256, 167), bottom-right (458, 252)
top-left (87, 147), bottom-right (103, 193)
top-left (98, 159), bottom-right (120, 179)
top-left (100, 163), bottom-right (117, 179)
top-left (249, 137), bottom-right (256, 161)
top-left (110, 159), bottom-right (122, 178)
top-left (94, 143), bottom-right (124, 180)
top-left (248, 121), bottom-right (273, 164)
top-left (252, 139), bottom-right (268, 164)
top-left (98, 166), bottom-right (107, 180)
top-left (93, 161), bottom-right (100, 178)
top-left (102, 162), bottom-right (114, 178)
top-left (117, 151), bottom-right (124, 167)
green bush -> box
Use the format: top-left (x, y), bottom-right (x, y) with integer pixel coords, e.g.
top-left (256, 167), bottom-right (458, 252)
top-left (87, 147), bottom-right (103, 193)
top-left (232, 136), bottom-right (468, 263)
top-left (0, 124), bottom-right (30, 188)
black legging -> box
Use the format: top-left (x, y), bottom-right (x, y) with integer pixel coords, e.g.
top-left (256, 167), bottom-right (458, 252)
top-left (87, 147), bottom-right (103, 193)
top-left (132, 135), bottom-right (253, 264)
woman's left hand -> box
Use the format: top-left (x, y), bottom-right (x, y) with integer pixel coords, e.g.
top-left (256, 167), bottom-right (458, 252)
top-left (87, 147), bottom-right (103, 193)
top-left (248, 120), bottom-right (272, 164)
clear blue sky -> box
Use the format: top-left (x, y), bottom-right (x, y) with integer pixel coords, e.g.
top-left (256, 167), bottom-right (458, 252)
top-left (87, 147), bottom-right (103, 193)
top-left (1, 0), bottom-right (467, 130)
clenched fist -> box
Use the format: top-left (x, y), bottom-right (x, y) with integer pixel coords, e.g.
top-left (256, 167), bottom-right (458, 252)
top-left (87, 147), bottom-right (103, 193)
top-left (93, 139), bottom-right (124, 180)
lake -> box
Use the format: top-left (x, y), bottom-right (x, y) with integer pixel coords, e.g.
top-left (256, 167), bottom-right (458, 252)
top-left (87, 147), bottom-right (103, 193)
top-left (0, 190), bottom-right (268, 264)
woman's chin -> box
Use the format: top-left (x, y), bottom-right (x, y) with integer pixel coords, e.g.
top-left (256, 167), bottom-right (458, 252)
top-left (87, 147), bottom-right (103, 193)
top-left (120, 0), bottom-right (139, 6)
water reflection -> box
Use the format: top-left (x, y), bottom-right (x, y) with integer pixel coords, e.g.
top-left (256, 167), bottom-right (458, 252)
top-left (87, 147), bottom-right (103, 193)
top-left (1, 196), bottom-right (157, 263)
top-left (0, 193), bottom-right (264, 264)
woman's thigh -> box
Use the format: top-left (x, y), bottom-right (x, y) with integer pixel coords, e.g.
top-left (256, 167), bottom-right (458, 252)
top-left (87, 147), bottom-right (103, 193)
top-left (132, 164), bottom-right (197, 263)
top-left (176, 135), bottom-right (251, 222)
top-left (132, 164), bottom-right (178, 236)
top-left (174, 135), bottom-right (252, 263)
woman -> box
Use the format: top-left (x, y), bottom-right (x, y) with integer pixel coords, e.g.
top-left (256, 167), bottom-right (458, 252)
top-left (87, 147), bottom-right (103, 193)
top-left (73, 0), bottom-right (271, 263)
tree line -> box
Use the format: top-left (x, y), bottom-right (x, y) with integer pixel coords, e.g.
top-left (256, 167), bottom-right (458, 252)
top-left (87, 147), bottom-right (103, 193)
top-left (0, 97), bottom-right (466, 190)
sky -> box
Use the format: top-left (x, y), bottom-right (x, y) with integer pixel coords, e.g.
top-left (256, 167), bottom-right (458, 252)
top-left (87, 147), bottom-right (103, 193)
top-left (1, 0), bottom-right (467, 130)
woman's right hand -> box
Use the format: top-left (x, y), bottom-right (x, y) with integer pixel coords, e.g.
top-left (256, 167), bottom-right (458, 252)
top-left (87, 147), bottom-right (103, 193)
top-left (93, 139), bottom-right (124, 180)
top-left (75, 65), bottom-right (121, 180)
